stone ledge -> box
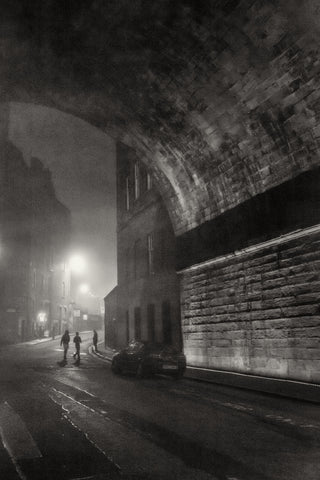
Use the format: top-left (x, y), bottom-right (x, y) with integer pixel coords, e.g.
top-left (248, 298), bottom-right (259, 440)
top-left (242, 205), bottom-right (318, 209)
top-left (186, 366), bottom-right (320, 404)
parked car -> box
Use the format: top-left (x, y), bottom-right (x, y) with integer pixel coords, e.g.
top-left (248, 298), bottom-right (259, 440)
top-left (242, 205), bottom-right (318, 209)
top-left (111, 340), bottom-right (186, 379)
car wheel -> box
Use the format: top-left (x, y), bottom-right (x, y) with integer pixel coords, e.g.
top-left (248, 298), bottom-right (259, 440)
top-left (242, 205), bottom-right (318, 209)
top-left (111, 359), bottom-right (121, 375)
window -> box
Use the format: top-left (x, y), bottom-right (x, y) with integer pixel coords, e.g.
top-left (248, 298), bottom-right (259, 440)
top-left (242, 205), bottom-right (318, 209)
top-left (134, 162), bottom-right (140, 200)
top-left (125, 176), bottom-right (130, 211)
top-left (147, 233), bottom-right (154, 275)
top-left (134, 240), bottom-right (139, 279)
top-left (162, 301), bottom-right (172, 344)
top-left (126, 310), bottom-right (130, 344)
top-left (147, 172), bottom-right (152, 190)
top-left (147, 304), bottom-right (155, 343)
top-left (134, 307), bottom-right (141, 340)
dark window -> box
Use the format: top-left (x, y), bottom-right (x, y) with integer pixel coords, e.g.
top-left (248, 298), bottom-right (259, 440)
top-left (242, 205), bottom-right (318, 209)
top-left (134, 163), bottom-right (140, 200)
top-left (134, 307), bottom-right (141, 340)
top-left (140, 165), bottom-right (148, 195)
top-left (147, 233), bottom-right (154, 275)
top-left (147, 304), bottom-right (155, 343)
top-left (126, 310), bottom-right (130, 345)
top-left (162, 301), bottom-right (172, 344)
top-left (125, 176), bottom-right (130, 211)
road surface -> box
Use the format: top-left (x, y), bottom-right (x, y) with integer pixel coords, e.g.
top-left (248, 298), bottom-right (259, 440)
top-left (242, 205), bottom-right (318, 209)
top-left (0, 332), bottom-right (319, 480)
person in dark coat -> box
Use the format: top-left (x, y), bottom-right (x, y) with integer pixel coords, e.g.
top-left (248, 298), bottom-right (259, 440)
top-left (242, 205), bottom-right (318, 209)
top-left (93, 330), bottom-right (98, 352)
top-left (60, 329), bottom-right (70, 361)
top-left (73, 332), bottom-right (82, 362)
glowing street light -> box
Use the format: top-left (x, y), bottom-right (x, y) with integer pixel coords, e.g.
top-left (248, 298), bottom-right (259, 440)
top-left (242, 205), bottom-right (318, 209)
top-left (79, 283), bottom-right (90, 294)
top-left (69, 254), bottom-right (86, 274)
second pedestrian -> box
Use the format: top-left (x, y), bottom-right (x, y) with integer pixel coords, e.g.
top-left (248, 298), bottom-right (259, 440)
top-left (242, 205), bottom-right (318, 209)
top-left (73, 332), bottom-right (82, 363)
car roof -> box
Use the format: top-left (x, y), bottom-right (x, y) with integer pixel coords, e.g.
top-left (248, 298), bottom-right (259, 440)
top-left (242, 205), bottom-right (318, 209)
top-left (128, 341), bottom-right (179, 351)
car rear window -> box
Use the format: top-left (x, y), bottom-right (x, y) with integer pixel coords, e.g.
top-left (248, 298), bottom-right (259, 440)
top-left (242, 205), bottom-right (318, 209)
top-left (146, 344), bottom-right (179, 354)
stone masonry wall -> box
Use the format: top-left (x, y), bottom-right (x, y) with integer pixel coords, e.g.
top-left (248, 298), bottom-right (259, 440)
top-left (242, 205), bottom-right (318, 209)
top-left (6, 2), bottom-right (320, 236)
top-left (180, 228), bottom-right (320, 383)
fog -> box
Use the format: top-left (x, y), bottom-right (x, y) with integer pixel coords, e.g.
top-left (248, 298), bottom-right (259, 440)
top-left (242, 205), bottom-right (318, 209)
top-left (8, 101), bottom-right (117, 298)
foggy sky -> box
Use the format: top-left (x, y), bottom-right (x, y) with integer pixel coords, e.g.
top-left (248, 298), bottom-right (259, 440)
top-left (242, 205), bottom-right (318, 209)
top-left (8, 102), bottom-right (117, 298)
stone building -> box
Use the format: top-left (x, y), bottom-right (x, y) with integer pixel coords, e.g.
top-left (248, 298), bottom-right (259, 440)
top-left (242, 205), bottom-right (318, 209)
top-left (0, 142), bottom-right (71, 342)
top-left (105, 142), bottom-right (182, 350)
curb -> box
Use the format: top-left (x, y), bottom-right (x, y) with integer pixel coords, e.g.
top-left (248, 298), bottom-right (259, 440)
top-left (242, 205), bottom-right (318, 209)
top-left (89, 345), bottom-right (113, 362)
top-left (186, 367), bottom-right (320, 404)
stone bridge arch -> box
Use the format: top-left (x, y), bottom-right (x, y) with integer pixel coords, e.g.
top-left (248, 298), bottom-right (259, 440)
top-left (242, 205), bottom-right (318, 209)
top-left (2, 0), bottom-right (320, 237)
top-left (1, 0), bottom-right (320, 385)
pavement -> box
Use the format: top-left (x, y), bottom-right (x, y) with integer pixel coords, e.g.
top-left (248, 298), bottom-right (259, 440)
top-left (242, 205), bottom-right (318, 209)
top-left (90, 344), bottom-right (115, 361)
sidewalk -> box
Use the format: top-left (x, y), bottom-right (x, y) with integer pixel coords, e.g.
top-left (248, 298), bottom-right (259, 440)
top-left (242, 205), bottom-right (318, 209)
top-left (91, 343), bottom-right (320, 404)
top-left (89, 342), bottom-right (115, 361)
top-left (21, 330), bottom-right (95, 346)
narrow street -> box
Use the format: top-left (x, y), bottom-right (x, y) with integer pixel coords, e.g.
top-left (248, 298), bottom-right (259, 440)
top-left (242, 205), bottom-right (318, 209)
top-left (0, 333), bottom-right (319, 480)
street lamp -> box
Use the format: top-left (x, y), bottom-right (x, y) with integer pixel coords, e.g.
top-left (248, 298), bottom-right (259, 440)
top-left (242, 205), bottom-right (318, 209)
top-left (69, 254), bottom-right (86, 274)
top-left (79, 283), bottom-right (90, 294)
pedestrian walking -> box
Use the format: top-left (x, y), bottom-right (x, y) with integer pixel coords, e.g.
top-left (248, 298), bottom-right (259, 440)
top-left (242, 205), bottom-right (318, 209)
top-left (73, 332), bottom-right (82, 362)
top-left (60, 329), bottom-right (70, 361)
top-left (93, 329), bottom-right (98, 352)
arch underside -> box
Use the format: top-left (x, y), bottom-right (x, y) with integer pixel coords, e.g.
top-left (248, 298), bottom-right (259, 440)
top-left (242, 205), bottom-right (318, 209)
top-left (1, 0), bottom-right (320, 235)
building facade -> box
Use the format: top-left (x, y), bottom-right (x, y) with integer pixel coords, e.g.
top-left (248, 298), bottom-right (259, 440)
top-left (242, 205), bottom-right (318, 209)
top-left (0, 142), bottom-right (71, 343)
top-left (105, 142), bottom-right (182, 350)
top-left (104, 286), bottom-right (118, 349)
